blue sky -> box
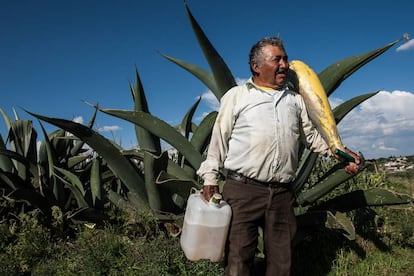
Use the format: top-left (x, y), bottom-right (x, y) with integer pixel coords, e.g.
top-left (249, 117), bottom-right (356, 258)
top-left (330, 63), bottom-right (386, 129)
top-left (1, 0), bottom-right (413, 159)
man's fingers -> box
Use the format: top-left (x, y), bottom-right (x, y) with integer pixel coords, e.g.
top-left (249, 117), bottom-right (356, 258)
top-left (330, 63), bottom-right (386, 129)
top-left (203, 185), bottom-right (220, 201)
top-left (344, 162), bottom-right (358, 175)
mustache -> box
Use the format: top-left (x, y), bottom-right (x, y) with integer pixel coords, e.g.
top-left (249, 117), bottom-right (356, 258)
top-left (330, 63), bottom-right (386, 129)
top-left (276, 69), bottom-right (288, 74)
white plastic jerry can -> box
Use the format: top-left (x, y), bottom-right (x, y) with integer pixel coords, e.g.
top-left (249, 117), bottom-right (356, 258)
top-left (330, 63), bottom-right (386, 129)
top-left (180, 189), bottom-right (232, 262)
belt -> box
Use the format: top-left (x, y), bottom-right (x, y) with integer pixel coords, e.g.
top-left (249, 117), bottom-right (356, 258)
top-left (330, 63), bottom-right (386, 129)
top-left (226, 170), bottom-right (290, 188)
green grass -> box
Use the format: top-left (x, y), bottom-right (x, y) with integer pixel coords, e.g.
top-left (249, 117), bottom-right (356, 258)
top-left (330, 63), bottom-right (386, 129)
top-left (29, 227), bottom-right (224, 276)
top-left (0, 169), bottom-right (412, 275)
top-left (0, 214), bottom-right (224, 275)
top-left (292, 209), bottom-right (414, 276)
top-left (331, 245), bottom-right (413, 276)
top-left (291, 165), bottom-right (414, 276)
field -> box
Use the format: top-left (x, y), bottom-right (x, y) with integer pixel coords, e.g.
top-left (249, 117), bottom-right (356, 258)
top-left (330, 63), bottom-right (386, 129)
top-left (0, 159), bottom-right (413, 275)
top-left (293, 169), bottom-right (414, 276)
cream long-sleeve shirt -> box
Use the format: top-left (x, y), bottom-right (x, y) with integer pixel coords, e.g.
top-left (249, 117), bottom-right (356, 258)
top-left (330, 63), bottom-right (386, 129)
top-left (197, 78), bottom-right (332, 186)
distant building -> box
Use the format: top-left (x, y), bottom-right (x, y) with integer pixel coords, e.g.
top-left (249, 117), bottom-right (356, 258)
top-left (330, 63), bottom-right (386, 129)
top-left (382, 156), bottom-right (412, 173)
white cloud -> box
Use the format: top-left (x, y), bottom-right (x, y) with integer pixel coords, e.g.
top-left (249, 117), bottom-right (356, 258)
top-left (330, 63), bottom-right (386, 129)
top-left (338, 90), bottom-right (414, 159)
top-left (201, 90), bottom-right (219, 111)
top-left (72, 116), bottom-right (83, 124)
top-left (98, 125), bottom-right (122, 132)
top-left (329, 97), bottom-right (344, 109)
top-left (396, 39), bottom-right (414, 51)
top-left (235, 78), bottom-right (248, 85)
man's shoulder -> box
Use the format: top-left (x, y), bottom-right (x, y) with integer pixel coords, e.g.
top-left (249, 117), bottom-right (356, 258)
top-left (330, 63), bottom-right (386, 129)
top-left (285, 86), bottom-right (300, 95)
top-left (282, 88), bottom-right (305, 107)
top-left (285, 88), bottom-right (302, 99)
top-left (223, 83), bottom-right (249, 97)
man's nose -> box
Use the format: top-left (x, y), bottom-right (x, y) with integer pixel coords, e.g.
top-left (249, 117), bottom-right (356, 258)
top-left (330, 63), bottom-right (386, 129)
top-left (279, 60), bottom-right (288, 68)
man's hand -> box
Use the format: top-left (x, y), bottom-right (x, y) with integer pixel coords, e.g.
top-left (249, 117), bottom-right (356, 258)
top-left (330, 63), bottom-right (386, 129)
top-left (203, 185), bottom-right (220, 201)
top-left (343, 147), bottom-right (364, 175)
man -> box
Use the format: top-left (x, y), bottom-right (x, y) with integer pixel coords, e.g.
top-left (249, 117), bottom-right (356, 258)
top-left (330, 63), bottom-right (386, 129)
top-left (197, 37), bottom-right (361, 276)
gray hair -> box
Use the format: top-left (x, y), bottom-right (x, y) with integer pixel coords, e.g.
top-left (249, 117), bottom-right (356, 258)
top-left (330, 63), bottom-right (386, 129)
top-left (248, 37), bottom-right (286, 75)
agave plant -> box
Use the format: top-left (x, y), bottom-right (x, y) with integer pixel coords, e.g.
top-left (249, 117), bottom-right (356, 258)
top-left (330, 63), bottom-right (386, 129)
top-left (25, 3), bottom-right (413, 243)
top-left (26, 78), bottom-right (206, 223)
top-left (0, 107), bottom-right (108, 232)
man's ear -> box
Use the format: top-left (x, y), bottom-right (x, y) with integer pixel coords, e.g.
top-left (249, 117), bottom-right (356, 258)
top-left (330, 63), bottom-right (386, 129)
top-left (252, 63), bottom-right (260, 75)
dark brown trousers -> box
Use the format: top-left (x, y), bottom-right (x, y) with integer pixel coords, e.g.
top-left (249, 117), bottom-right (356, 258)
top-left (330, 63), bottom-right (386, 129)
top-left (222, 178), bottom-right (297, 276)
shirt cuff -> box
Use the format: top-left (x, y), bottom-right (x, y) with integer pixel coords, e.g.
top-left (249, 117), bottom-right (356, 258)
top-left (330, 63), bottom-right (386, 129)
top-left (203, 182), bottom-right (219, 186)
top-left (201, 173), bottom-right (219, 185)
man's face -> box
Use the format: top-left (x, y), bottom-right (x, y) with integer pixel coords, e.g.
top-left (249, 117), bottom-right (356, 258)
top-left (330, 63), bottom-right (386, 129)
top-left (253, 45), bottom-right (289, 90)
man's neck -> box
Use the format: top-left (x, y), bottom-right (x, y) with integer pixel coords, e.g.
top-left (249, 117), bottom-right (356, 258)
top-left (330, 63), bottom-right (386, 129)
top-left (252, 78), bottom-right (284, 90)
